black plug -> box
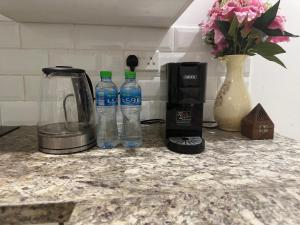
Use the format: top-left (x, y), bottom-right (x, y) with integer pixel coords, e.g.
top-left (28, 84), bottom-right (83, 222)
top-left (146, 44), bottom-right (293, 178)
top-left (126, 55), bottom-right (139, 72)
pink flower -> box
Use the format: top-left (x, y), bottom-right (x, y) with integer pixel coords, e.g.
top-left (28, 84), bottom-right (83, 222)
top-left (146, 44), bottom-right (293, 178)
top-left (214, 28), bottom-right (225, 44)
top-left (234, 7), bottom-right (251, 23)
top-left (200, 0), bottom-right (293, 56)
top-left (269, 16), bottom-right (286, 31)
top-left (200, 13), bottom-right (219, 35)
top-left (268, 36), bottom-right (290, 43)
top-left (250, 0), bottom-right (264, 7)
top-left (212, 40), bottom-right (228, 56)
top-left (267, 16), bottom-right (289, 43)
top-left (234, 4), bottom-right (265, 23)
top-left (247, 6), bottom-right (264, 20)
top-left (220, 1), bottom-right (265, 23)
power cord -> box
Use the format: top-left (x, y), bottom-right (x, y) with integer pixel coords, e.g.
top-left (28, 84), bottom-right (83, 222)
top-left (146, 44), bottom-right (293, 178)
top-left (141, 119), bottom-right (218, 129)
top-left (141, 119), bottom-right (165, 125)
top-left (202, 121), bottom-right (218, 129)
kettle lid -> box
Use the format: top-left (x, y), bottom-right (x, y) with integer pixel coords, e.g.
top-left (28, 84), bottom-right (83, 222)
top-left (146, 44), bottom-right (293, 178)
top-left (42, 66), bottom-right (85, 76)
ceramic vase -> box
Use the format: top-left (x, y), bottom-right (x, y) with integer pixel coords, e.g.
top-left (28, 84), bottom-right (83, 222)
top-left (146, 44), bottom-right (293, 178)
top-left (214, 55), bottom-right (252, 131)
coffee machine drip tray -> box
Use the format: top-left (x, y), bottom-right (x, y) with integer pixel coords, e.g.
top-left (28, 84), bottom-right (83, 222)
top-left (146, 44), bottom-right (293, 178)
top-left (167, 137), bottom-right (205, 154)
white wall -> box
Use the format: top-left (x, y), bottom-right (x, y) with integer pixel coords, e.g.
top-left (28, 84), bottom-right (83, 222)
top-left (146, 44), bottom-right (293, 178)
top-left (250, 0), bottom-right (300, 140)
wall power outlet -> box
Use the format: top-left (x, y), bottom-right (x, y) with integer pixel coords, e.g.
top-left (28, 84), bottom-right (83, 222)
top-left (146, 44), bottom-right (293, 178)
top-left (125, 51), bottom-right (159, 71)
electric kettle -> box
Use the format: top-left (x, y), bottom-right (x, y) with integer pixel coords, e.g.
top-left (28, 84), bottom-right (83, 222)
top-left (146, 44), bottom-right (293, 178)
top-left (38, 66), bottom-right (96, 154)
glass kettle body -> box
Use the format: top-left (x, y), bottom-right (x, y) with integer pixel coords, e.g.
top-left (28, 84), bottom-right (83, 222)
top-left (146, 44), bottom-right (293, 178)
top-left (38, 66), bottom-right (96, 154)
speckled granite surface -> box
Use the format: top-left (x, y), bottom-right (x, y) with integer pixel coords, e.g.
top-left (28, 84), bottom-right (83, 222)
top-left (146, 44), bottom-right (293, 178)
top-left (0, 126), bottom-right (300, 225)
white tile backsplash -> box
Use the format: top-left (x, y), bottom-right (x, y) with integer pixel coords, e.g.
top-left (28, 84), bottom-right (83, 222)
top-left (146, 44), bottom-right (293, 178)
top-left (20, 23), bottom-right (74, 49)
top-left (147, 101), bottom-right (162, 120)
top-left (135, 71), bottom-right (159, 80)
top-left (174, 27), bottom-right (209, 52)
top-left (216, 60), bottom-right (227, 76)
top-left (100, 51), bottom-right (124, 75)
top-left (203, 100), bottom-right (215, 121)
top-left (140, 101), bottom-right (150, 121)
top-left (159, 52), bottom-right (186, 66)
top-left (74, 25), bottom-right (124, 50)
top-left (0, 22), bottom-right (20, 48)
top-left (0, 76), bottom-right (24, 101)
top-left (141, 101), bottom-right (162, 121)
top-left (245, 57), bottom-right (251, 74)
top-left (124, 27), bottom-right (173, 51)
top-left (206, 76), bottom-right (218, 101)
top-left (139, 79), bottom-right (160, 100)
top-left (0, 15), bottom-right (252, 125)
top-left (49, 50), bottom-right (100, 71)
top-left (0, 101), bottom-right (39, 125)
top-left (24, 75), bottom-right (41, 101)
top-left (0, 49), bottom-right (48, 75)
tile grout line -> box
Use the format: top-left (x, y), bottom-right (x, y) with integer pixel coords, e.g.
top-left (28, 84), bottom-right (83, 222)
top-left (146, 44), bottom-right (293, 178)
top-left (22, 75), bottom-right (25, 102)
top-left (17, 23), bottom-right (22, 49)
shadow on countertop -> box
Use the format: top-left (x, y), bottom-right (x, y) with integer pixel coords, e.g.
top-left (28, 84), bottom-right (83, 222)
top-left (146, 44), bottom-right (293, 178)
top-left (0, 125), bottom-right (257, 154)
top-left (0, 126), bottom-right (38, 153)
top-left (0, 125), bottom-right (167, 153)
top-left (0, 201), bottom-right (75, 225)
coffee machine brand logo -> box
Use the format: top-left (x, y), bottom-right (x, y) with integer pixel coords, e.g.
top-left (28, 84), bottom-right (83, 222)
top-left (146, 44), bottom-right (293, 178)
top-left (183, 74), bottom-right (198, 80)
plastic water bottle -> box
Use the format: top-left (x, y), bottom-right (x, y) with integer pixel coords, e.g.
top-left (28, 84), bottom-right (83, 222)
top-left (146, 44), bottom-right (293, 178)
top-left (120, 71), bottom-right (142, 148)
top-left (95, 71), bottom-right (119, 149)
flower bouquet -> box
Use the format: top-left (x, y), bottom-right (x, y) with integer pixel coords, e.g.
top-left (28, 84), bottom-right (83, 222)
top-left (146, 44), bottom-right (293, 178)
top-left (200, 0), bottom-right (298, 131)
top-left (201, 0), bottom-right (298, 67)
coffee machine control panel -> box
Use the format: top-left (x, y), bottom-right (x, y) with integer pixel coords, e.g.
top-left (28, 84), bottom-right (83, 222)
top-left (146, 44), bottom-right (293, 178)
top-left (161, 62), bottom-right (207, 105)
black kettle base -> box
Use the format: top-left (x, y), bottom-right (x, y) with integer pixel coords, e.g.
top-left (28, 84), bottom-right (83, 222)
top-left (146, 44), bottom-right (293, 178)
top-left (166, 136), bottom-right (205, 154)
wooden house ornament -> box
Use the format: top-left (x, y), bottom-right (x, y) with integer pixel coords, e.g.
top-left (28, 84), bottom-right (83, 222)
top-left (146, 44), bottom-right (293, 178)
top-left (241, 103), bottom-right (274, 140)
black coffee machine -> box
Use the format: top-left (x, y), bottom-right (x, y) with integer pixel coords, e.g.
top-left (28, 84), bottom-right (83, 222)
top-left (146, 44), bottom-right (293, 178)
top-left (160, 62), bottom-right (207, 154)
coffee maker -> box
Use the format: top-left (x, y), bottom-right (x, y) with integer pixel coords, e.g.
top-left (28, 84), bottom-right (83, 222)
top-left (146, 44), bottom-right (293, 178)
top-left (160, 62), bottom-right (207, 154)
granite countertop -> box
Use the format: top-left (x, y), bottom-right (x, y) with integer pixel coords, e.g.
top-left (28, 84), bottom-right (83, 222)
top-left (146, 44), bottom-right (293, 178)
top-left (0, 126), bottom-right (300, 225)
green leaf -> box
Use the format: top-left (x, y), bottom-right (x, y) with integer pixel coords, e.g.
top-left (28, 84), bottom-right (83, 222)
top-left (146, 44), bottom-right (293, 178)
top-left (216, 20), bottom-right (230, 38)
top-left (241, 28), bottom-right (250, 38)
top-left (248, 28), bottom-right (266, 40)
top-left (241, 26), bottom-right (258, 39)
top-left (262, 28), bottom-right (299, 37)
top-left (252, 42), bottom-right (286, 56)
top-left (254, 0), bottom-right (280, 29)
top-left (204, 31), bottom-right (215, 45)
top-left (250, 41), bottom-right (287, 68)
top-left (258, 54), bottom-right (286, 68)
top-left (284, 31), bottom-right (300, 37)
top-left (228, 17), bottom-right (239, 37)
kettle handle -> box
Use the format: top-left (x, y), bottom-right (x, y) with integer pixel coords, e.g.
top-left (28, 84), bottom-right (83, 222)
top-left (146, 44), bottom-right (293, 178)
top-left (85, 73), bottom-right (95, 100)
top-left (63, 94), bottom-right (75, 126)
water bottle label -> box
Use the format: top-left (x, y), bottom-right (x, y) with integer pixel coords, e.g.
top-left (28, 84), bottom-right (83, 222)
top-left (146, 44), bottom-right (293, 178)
top-left (120, 89), bottom-right (141, 106)
top-left (96, 89), bottom-right (118, 107)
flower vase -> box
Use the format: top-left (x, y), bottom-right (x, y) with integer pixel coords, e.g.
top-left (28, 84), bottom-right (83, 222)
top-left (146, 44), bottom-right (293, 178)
top-left (214, 55), bottom-right (252, 131)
